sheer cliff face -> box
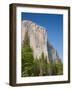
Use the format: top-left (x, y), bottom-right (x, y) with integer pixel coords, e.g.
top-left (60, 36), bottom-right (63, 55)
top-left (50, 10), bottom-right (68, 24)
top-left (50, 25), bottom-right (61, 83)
top-left (21, 20), bottom-right (49, 62)
top-left (47, 42), bottom-right (61, 63)
top-left (21, 20), bottom-right (61, 63)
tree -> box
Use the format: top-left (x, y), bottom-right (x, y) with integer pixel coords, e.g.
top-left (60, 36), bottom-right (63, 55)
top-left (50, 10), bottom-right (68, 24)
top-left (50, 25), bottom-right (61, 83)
top-left (33, 58), bottom-right (40, 76)
top-left (21, 30), bottom-right (63, 76)
top-left (21, 30), bottom-right (34, 77)
top-left (55, 62), bottom-right (63, 75)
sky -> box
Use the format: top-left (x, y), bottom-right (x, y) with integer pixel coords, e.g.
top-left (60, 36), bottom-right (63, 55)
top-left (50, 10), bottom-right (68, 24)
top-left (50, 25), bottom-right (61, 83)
top-left (21, 12), bottom-right (63, 60)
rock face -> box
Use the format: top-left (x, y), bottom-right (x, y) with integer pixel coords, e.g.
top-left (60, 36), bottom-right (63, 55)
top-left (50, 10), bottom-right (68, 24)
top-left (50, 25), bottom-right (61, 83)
top-left (21, 20), bottom-right (61, 63)
top-left (47, 42), bottom-right (61, 63)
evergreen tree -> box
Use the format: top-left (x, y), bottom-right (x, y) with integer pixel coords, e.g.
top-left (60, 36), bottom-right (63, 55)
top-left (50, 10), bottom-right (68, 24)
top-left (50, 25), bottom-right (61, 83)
top-left (21, 30), bottom-right (34, 77)
top-left (21, 30), bottom-right (63, 76)
top-left (33, 58), bottom-right (40, 76)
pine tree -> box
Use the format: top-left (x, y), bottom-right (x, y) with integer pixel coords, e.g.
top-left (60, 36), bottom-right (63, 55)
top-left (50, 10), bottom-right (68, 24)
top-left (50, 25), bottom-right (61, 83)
top-left (21, 30), bottom-right (34, 77)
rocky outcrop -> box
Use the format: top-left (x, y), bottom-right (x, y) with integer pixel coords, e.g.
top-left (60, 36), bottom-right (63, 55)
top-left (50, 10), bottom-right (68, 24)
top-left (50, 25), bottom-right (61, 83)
top-left (21, 20), bottom-right (61, 63)
top-left (47, 41), bottom-right (61, 63)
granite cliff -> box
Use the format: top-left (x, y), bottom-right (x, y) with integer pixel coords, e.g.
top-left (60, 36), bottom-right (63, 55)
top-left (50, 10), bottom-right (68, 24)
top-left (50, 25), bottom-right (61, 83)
top-left (21, 20), bottom-right (61, 63)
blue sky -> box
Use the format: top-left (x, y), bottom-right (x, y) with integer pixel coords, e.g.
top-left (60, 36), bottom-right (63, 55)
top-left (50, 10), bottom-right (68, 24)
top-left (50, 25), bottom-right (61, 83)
top-left (21, 12), bottom-right (63, 60)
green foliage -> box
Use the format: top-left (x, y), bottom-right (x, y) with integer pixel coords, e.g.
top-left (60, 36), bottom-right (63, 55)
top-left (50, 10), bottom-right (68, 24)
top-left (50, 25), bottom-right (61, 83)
top-left (33, 59), bottom-right (40, 76)
top-left (21, 47), bottom-right (34, 76)
top-left (21, 30), bottom-right (63, 77)
top-left (21, 31), bottom-right (34, 77)
top-left (55, 63), bottom-right (63, 75)
top-left (47, 62), bottom-right (63, 75)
